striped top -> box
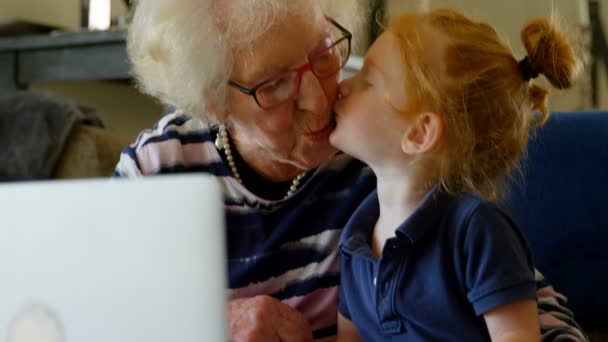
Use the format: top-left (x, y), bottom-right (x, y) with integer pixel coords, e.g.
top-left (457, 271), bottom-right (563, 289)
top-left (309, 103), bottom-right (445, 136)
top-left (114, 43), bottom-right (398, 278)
top-left (115, 111), bottom-right (588, 342)
top-left (114, 111), bottom-right (376, 340)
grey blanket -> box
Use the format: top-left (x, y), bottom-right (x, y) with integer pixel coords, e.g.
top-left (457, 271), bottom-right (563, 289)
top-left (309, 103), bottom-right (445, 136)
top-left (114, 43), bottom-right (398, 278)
top-left (0, 91), bottom-right (105, 181)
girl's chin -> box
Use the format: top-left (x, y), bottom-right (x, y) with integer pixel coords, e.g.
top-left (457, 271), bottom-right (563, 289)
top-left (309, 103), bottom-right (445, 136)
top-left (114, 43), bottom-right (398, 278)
top-left (328, 133), bottom-right (346, 153)
top-left (328, 129), bottom-right (339, 147)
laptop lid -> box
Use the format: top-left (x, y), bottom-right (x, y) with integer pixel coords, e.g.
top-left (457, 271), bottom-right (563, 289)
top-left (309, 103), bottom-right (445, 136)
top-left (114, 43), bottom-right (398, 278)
top-left (0, 175), bottom-right (227, 342)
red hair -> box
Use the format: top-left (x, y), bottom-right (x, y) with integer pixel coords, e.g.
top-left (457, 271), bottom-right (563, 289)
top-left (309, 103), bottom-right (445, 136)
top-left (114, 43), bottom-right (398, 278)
top-left (387, 9), bottom-right (581, 199)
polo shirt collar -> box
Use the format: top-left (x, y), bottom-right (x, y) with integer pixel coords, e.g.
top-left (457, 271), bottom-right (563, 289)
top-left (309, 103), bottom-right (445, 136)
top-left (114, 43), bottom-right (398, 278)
top-left (394, 184), bottom-right (453, 244)
top-left (340, 190), bottom-right (380, 258)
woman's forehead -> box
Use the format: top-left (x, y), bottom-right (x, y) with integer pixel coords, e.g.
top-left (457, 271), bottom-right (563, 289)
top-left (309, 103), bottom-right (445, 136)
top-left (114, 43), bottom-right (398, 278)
top-left (232, 9), bottom-right (329, 83)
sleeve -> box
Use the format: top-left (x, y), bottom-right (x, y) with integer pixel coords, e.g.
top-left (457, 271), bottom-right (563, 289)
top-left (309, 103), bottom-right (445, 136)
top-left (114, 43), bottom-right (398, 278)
top-left (535, 270), bottom-right (589, 342)
top-left (113, 145), bottom-right (143, 178)
top-left (338, 285), bottom-right (352, 320)
top-left (338, 251), bottom-right (352, 320)
top-left (461, 203), bottom-right (537, 316)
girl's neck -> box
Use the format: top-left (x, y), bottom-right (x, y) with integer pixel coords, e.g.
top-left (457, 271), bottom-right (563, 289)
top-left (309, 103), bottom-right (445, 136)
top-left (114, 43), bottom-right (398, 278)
top-left (371, 165), bottom-right (435, 257)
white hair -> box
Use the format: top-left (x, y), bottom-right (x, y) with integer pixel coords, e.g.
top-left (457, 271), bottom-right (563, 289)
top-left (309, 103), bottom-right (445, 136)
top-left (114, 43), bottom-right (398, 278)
top-left (127, 0), bottom-right (365, 117)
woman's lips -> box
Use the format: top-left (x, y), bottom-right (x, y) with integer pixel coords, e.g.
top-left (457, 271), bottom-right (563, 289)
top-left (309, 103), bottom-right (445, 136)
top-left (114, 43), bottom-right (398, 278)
top-left (305, 117), bottom-right (337, 143)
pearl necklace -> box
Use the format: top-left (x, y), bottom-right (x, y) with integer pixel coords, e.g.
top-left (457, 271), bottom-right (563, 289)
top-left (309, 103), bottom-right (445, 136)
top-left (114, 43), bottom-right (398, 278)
top-left (214, 124), bottom-right (307, 199)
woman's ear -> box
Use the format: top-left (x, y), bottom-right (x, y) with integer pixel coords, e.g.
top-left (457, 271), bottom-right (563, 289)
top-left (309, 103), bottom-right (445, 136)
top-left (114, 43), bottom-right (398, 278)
top-left (205, 106), bottom-right (220, 123)
top-left (204, 99), bottom-right (228, 123)
top-left (401, 112), bottom-right (443, 155)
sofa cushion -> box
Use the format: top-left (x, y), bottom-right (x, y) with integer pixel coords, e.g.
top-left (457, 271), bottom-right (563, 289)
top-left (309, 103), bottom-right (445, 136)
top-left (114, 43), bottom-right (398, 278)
top-left (0, 91), bottom-right (107, 181)
top-left (505, 111), bottom-right (608, 329)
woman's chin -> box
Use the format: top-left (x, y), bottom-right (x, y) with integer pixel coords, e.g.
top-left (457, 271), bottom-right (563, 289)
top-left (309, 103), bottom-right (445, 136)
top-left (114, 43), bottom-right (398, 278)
top-left (297, 142), bottom-right (339, 170)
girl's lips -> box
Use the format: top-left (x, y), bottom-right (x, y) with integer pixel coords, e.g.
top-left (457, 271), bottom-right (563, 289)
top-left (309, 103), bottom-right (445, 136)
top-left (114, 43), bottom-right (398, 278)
top-left (305, 118), bottom-right (337, 143)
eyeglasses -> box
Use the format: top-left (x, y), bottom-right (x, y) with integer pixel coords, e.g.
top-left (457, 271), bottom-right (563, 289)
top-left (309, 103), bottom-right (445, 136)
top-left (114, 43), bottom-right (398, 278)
top-left (227, 17), bottom-right (352, 110)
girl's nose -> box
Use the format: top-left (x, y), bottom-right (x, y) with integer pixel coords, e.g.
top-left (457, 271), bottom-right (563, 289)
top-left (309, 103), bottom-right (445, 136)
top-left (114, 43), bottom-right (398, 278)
top-left (338, 80), bottom-right (351, 98)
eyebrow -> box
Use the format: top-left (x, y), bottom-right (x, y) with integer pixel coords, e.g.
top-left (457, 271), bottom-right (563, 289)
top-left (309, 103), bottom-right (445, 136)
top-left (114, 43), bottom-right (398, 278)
top-left (248, 30), bottom-right (330, 84)
top-left (251, 64), bottom-right (290, 83)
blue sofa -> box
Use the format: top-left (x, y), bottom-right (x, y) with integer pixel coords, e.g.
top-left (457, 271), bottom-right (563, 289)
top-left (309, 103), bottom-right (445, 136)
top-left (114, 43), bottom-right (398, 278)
top-left (505, 111), bottom-right (608, 338)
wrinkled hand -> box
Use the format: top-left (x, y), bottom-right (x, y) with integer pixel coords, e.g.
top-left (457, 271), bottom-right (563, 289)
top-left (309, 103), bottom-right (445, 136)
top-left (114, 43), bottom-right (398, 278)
top-left (229, 295), bottom-right (313, 342)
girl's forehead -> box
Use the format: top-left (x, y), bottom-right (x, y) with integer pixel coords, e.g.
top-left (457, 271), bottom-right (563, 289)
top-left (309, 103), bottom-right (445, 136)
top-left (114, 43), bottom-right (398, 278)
top-left (366, 33), bottom-right (404, 79)
top-left (366, 31), bottom-right (412, 110)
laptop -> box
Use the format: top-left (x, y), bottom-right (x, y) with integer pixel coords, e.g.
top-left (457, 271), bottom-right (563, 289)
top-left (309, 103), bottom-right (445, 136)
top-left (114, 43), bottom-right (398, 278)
top-left (0, 175), bottom-right (227, 342)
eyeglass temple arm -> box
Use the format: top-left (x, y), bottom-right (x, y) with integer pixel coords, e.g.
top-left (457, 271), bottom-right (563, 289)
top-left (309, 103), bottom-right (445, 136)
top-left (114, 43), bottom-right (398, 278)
top-left (227, 80), bottom-right (255, 95)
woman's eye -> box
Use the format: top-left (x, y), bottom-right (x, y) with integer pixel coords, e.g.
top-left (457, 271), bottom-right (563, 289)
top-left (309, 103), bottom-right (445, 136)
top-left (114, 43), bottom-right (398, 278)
top-left (265, 77), bottom-right (289, 91)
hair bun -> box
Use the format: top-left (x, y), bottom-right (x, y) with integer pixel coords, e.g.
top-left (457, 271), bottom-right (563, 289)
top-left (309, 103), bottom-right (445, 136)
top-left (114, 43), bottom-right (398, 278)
top-left (520, 18), bottom-right (581, 89)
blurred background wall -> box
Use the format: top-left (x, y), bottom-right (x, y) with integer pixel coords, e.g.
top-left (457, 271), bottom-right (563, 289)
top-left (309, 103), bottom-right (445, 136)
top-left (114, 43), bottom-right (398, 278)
top-left (2, 0), bottom-right (606, 139)
top-left (385, 0), bottom-right (603, 111)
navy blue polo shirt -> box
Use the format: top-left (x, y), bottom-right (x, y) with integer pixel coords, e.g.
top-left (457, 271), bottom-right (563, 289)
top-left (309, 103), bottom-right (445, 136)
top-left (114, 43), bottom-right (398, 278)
top-left (339, 187), bottom-right (537, 341)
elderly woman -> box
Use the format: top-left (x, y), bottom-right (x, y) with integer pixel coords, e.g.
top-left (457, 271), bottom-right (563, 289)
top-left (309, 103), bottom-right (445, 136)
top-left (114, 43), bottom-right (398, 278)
top-left (115, 1), bottom-right (587, 341)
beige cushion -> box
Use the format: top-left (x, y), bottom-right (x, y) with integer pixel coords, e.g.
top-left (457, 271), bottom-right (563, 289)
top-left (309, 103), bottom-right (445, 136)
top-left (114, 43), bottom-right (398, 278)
top-left (52, 125), bottom-right (129, 179)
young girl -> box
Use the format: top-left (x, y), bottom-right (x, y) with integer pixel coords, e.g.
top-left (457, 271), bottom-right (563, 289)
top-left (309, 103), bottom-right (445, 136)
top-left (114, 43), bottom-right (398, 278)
top-left (330, 9), bottom-right (581, 342)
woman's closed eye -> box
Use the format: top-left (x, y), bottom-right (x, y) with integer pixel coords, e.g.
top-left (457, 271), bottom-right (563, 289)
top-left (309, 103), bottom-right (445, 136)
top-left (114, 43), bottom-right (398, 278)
top-left (257, 75), bottom-right (296, 104)
top-left (262, 76), bottom-right (291, 92)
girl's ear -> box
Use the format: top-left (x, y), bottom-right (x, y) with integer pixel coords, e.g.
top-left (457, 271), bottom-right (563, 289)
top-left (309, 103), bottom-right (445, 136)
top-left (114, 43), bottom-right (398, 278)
top-left (401, 112), bottom-right (443, 155)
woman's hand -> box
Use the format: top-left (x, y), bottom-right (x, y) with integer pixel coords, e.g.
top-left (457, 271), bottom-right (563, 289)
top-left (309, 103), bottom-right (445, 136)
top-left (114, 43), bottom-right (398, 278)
top-left (336, 313), bottom-right (361, 342)
top-left (229, 295), bottom-right (313, 342)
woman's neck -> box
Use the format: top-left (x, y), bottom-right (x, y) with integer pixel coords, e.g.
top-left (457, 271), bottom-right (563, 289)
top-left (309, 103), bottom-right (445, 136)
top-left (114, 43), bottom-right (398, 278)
top-left (230, 130), bottom-right (303, 183)
top-left (212, 126), bottom-right (309, 200)
top-left (371, 164), bottom-right (435, 257)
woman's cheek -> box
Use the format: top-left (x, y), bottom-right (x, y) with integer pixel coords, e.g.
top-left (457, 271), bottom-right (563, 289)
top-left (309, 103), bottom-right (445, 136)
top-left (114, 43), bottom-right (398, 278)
top-left (262, 105), bottom-right (297, 131)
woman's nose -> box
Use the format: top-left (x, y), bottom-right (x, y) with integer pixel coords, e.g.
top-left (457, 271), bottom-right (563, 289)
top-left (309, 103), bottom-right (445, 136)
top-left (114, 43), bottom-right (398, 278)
top-left (297, 70), bottom-right (329, 114)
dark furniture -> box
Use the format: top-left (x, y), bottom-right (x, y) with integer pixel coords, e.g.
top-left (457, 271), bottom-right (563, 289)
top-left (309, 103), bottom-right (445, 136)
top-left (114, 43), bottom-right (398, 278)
top-left (506, 111), bottom-right (608, 340)
top-left (0, 30), bottom-right (128, 94)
